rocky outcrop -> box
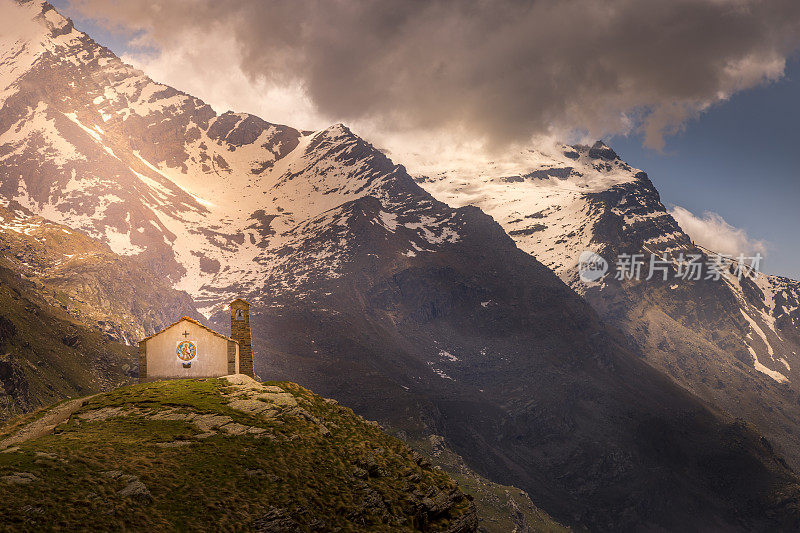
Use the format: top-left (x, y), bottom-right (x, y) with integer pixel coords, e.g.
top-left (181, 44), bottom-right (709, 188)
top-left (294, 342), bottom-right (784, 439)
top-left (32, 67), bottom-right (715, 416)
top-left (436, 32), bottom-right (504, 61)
top-left (408, 433), bottom-right (568, 533)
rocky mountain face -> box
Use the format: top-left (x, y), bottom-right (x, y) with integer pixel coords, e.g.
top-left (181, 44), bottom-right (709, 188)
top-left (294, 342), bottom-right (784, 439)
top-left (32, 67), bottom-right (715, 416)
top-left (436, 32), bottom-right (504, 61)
top-left (408, 434), bottom-right (568, 532)
top-left (0, 258), bottom-right (135, 419)
top-left (0, 199), bottom-right (201, 343)
top-left (0, 375), bottom-right (478, 531)
top-left (418, 141), bottom-right (800, 470)
top-left (209, 191), bottom-right (800, 530)
top-left (4, 1), bottom-right (800, 530)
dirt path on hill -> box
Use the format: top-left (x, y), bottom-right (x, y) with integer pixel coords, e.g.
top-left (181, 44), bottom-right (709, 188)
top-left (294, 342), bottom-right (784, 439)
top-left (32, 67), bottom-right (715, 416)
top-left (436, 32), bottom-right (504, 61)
top-left (0, 396), bottom-right (95, 450)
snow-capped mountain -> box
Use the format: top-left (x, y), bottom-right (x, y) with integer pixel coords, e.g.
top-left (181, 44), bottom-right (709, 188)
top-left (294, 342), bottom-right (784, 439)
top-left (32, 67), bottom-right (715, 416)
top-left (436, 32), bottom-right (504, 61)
top-left (4, 2), bottom-right (800, 529)
top-left (418, 140), bottom-right (800, 467)
top-left (416, 141), bottom-right (692, 283)
top-left (0, 0), bottom-right (462, 315)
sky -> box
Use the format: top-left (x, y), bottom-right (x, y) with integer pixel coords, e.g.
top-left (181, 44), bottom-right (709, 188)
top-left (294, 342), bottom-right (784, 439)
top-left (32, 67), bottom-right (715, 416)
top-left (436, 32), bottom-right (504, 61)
top-left (51, 0), bottom-right (800, 279)
top-left (609, 66), bottom-right (800, 279)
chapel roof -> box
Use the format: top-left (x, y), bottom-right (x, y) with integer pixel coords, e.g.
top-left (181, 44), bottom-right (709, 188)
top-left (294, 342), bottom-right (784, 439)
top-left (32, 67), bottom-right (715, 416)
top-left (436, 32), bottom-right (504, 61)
top-left (139, 316), bottom-right (238, 344)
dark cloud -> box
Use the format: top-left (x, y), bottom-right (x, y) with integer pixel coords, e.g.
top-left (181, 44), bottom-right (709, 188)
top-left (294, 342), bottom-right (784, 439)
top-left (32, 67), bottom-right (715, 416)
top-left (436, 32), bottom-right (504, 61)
top-left (70, 0), bottom-right (800, 148)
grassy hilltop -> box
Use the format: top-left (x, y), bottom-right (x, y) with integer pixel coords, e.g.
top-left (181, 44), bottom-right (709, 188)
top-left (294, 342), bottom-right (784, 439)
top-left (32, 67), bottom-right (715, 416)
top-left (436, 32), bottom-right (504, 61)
top-left (0, 377), bottom-right (476, 532)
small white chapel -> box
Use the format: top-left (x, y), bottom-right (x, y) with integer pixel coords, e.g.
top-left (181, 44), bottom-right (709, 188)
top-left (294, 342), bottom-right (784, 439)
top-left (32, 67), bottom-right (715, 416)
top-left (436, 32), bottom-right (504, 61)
top-left (137, 299), bottom-right (254, 382)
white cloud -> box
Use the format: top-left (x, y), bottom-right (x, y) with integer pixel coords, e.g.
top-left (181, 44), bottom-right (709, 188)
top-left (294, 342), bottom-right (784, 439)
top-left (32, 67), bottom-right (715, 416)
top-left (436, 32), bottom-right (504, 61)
top-left (669, 206), bottom-right (768, 258)
top-left (121, 32), bottom-right (326, 132)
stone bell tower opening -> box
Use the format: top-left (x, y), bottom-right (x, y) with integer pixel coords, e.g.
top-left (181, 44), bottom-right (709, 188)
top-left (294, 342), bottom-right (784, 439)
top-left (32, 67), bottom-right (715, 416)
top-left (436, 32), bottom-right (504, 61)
top-left (230, 298), bottom-right (254, 377)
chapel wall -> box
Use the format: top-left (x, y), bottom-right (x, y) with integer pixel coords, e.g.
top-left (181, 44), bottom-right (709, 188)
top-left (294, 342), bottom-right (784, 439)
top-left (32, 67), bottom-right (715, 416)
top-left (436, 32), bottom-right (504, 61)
top-left (143, 321), bottom-right (232, 380)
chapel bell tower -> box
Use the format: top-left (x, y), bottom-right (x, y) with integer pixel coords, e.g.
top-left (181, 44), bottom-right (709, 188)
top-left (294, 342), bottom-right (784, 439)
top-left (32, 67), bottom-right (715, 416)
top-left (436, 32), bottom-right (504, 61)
top-left (230, 298), bottom-right (254, 377)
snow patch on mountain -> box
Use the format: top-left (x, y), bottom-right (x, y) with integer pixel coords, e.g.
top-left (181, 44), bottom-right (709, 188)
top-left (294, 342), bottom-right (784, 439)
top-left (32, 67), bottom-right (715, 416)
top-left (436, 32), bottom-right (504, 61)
top-left (417, 142), bottom-right (641, 279)
top-left (740, 309), bottom-right (788, 383)
top-left (2, 103), bottom-right (85, 165)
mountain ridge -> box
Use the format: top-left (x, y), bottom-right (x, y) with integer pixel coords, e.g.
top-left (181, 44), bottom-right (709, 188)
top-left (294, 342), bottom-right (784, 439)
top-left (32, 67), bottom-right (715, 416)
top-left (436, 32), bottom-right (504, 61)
top-left (417, 140), bottom-right (800, 470)
top-left (0, 258), bottom-right (135, 419)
